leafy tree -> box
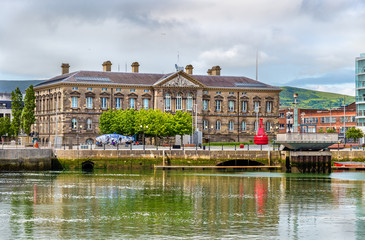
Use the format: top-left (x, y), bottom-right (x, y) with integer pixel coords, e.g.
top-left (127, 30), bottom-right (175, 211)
top-left (172, 111), bottom-right (192, 143)
top-left (326, 128), bottom-right (336, 133)
top-left (346, 127), bottom-right (364, 143)
top-left (10, 87), bottom-right (23, 137)
top-left (22, 85), bottom-right (36, 135)
top-left (0, 117), bottom-right (11, 138)
top-left (99, 110), bottom-right (116, 134)
top-left (113, 109), bottom-right (136, 135)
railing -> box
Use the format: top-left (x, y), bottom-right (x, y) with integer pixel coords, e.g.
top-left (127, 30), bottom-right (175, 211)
top-left (276, 133), bottom-right (338, 142)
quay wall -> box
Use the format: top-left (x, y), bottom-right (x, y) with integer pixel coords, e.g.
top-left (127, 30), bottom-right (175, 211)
top-left (54, 149), bottom-right (284, 170)
top-left (0, 149), bottom-right (53, 170)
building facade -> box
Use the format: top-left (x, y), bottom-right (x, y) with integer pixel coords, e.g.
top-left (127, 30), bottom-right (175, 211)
top-left (356, 54), bottom-right (365, 135)
top-left (34, 61), bottom-right (281, 145)
top-left (279, 103), bottom-right (356, 141)
top-left (0, 93), bottom-right (12, 120)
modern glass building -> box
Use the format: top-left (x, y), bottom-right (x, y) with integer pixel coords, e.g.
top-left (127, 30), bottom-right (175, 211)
top-left (355, 54), bottom-right (365, 139)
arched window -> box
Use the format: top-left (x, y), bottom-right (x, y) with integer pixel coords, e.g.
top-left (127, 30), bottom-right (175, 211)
top-left (176, 93), bottom-right (182, 110)
top-left (165, 93), bottom-right (171, 111)
top-left (187, 93), bottom-right (193, 111)
top-left (87, 119), bottom-right (92, 130)
top-left (229, 120), bottom-right (234, 131)
top-left (72, 118), bottom-right (77, 130)
top-left (241, 121), bottom-right (246, 131)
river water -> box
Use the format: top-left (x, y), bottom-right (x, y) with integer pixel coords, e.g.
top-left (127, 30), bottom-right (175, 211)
top-left (0, 170), bottom-right (364, 239)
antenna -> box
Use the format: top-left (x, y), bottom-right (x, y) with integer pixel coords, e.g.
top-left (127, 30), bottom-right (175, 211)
top-left (256, 47), bottom-right (258, 81)
top-left (118, 64), bottom-right (120, 72)
top-left (177, 51), bottom-right (180, 65)
top-left (125, 63), bottom-right (127, 72)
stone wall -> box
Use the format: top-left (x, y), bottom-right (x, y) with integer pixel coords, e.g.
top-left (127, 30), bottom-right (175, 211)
top-left (0, 149), bottom-right (53, 170)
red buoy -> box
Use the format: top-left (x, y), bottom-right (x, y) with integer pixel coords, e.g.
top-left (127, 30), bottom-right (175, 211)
top-left (254, 118), bottom-right (269, 145)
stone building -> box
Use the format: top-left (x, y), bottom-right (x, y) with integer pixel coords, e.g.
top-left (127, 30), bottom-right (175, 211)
top-left (34, 61), bottom-right (281, 145)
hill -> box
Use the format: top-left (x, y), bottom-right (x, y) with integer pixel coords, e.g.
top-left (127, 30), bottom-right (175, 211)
top-left (279, 86), bottom-right (355, 109)
top-left (0, 80), bottom-right (44, 93)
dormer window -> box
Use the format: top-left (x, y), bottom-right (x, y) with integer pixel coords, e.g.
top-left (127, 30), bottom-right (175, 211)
top-left (72, 87), bottom-right (78, 91)
top-left (130, 89), bottom-right (136, 92)
top-left (216, 91), bottom-right (221, 95)
top-left (87, 88), bottom-right (92, 91)
top-left (102, 88), bottom-right (107, 91)
top-left (116, 88), bottom-right (121, 92)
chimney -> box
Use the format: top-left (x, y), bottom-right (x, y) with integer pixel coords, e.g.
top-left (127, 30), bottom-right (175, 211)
top-left (207, 69), bottom-right (212, 75)
top-left (102, 61), bottom-right (112, 72)
top-left (131, 62), bottom-right (140, 73)
top-left (61, 63), bottom-right (70, 75)
top-left (211, 66), bottom-right (221, 76)
top-left (185, 64), bottom-right (193, 74)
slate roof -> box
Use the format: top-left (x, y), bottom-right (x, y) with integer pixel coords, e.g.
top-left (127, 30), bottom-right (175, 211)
top-left (35, 70), bottom-right (280, 91)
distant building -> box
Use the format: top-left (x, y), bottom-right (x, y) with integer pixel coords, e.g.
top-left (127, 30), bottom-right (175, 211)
top-left (0, 93), bottom-right (12, 120)
top-left (279, 102), bottom-right (356, 142)
top-left (33, 61), bottom-right (281, 145)
top-left (356, 54), bottom-right (365, 137)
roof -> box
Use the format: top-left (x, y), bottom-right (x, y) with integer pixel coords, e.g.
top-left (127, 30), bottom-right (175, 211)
top-left (35, 70), bottom-right (280, 91)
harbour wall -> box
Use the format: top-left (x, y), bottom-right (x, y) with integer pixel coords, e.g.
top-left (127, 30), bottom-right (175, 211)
top-left (0, 149), bottom-right (54, 170)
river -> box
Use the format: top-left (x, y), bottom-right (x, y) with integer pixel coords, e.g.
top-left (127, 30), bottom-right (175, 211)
top-left (0, 170), bottom-right (364, 239)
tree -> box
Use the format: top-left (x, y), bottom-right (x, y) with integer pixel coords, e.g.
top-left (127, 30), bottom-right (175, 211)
top-left (99, 110), bottom-right (116, 134)
top-left (22, 85), bottom-right (36, 135)
top-left (0, 117), bottom-right (11, 138)
top-left (346, 127), bottom-right (364, 143)
top-left (11, 87), bottom-right (23, 137)
top-left (326, 128), bottom-right (336, 133)
top-left (172, 111), bottom-right (192, 144)
top-left (113, 109), bottom-right (136, 135)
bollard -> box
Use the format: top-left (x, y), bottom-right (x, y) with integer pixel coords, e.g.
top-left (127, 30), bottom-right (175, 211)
top-left (248, 144), bottom-right (250, 150)
top-left (222, 144), bottom-right (223, 151)
top-left (103, 144), bottom-right (105, 150)
top-left (235, 144), bottom-right (236, 151)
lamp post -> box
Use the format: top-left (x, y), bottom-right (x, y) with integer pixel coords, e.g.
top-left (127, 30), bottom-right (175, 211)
top-left (255, 105), bottom-right (260, 134)
top-left (140, 125), bottom-right (148, 150)
top-left (293, 93), bottom-right (298, 133)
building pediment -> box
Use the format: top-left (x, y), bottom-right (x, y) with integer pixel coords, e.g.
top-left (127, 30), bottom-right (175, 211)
top-left (114, 92), bottom-right (124, 97)
top-left (154, 71), bottom-right (206, 88)
top-left (100, 92), bottom-right (110, 96)
top-left (128, 93), bottom-right (138, 98)
top-left (240, 96), bottom-right (249, 100)
top-left (70, 91), bottom-right (80, 97)
top-left (85, 92), bottom-right (96, 97)
top-left (214, 95), bottom-right (224, 100)
top-left (253, 96), bottom-right (261, 100)
top-left (265, 96), bottom-right (274, 100)
top-left (142, 93), bottom-right (152, 99)
top-left (202, 94), bottom-right (210, 99)
top-left (227, 95), bottom-right (237, 100)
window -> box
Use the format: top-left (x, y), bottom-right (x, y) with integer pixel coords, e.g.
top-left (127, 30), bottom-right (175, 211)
top-left (266, 121), bottom-right (271, 131)
top-left (87, 88), bottom-right (92, 91)
top-left (87, 119), bottom-right (92, 130)
top-left (229, 92), bottom-right (234, 95)
top-left (254, 101), bottom-right (260, 112)
top-left (102, 88), bottom-right (107, 91)
top-left (241, 121), bottom-right (246, 131)
top-left (72, 87), bottom-right (78, 90)
top-left (228, 100), bottom-right (234, 112)
top-left (242, 101), bottom-right (248, 113)
top-left (130, 89), bottom-right (135, 92)
top-left (187, 93), bottom-right (193, 111)
top-left (203, 90), bottom-right (208, 94)
top-left (176, 93), bottom-right (182, 110)
top-left (116, 88), bottom-right (121, 92)
top-left (203, 99), bottom-right (208, 110)
top-left (144, 89), bottom-right (149, 92)
top-left (266, 101), bottom-right (273, 113)
top-left (254, 121), bottom-right (258, 131)
top-left (101, 97), bottom-right (107, 109)
top-left (72, 118), bottom-right (77, 129)
top-left (71, 97), bottom-right (78, 108)
top-left (115, 98), bottom-right (122, 109)
top-left (129, 98), bottom-right (135, 109)
top-left (229, 121), bottom-right (234, 131)
top-left (86, 97), bottom-right (93, 109)
top-left (216, 91), bottom-right (221, 95)
top-left (279, 112), bottom-right (285, 118)
top-left (215, 100), bottom-right (222, 112)
top-left (216, 120), bottom-right (221, 131)
top-left (203, 120), bottom-right (208, 130)
top-left (143, 98), bottom-right (149, 110)
top-left (165, 93), bottom-right (171, 111)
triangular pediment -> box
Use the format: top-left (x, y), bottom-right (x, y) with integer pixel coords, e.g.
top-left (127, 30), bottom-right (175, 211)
top-left (154, 71), bottom-right (206, 88)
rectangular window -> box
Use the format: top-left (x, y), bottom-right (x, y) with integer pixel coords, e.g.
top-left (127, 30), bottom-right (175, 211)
top-left (130, 89), bottom-right (136, 92)
top-left (242, 101), bottom-right (248, 113)
top-left (115, 98), bottom-right (121, 109)
top-left (254, 101), bottom-right (260, 112)
top-left (228, 100), bottom-right (234, 112)
top-left (203, 90), bottom-right (208, 94)
top-left (102, 88), bottom-right (107, 91)
top-left (266, 101), bottom-right (272, 113)
top-left (216, 91), bottom-right (221, 95)
top-left (203, 100), bottom-right (208, 110)
top-left (71, 97), bottom-right (78, 108)
top-left (176, 96), bottom-right (182, 110)
top-left (86, 97), bottom-right (93, 109)
top-left (101, 97), bottom-right (107, 109)
top-left (87, 88), bottom-right (92, 91)
top-left (165, 96), bottom-right (171, 111)
top-left (229, 92), bottom-right (234, 95)
top-left (72, 87), bottom-right (78, 91)
top-left (116, 88), bottom-right (121, 92)
top-left (279, 113), bottom-right (285, 118)
top-left (203, 120), bottom-right (208, 130)
top-left (187, 97), bottom-right (193, 111)
top-left (129, 98), bottom-right (135, 109)
top-left (144, 89), bottom-right (149, 93)
top-left (215, 100), bottom-right (222, 112)
top-left (229, 121), bottom-right (234, 131)
top-left (241, 121), bottom-right (246, 131)
top-left (143, 99), bottom-right (149, 110)
top-left (216, 121), bottom-right (221, 131)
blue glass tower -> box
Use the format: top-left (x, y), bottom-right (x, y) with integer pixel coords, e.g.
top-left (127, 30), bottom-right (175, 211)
top-left (356, 53), bottom-right (365, 135)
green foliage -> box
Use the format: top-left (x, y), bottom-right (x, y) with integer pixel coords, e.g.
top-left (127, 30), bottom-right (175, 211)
top-left (0, 117), bottom-right (11, 137)
top-left (99, 110), bottom-right (116, 134)
top-left (171, 111), bottom-right (192, 137)
top-left (280, 86), bottom-right (355, 109)
top-left (10, 87), bottom-right (23, 137)
top-left (22, 85), bottom-right (36, 135)
top-left (346, 127), bottom-right (364, 142)
top-left (326, 128), bottom-right (336, 133)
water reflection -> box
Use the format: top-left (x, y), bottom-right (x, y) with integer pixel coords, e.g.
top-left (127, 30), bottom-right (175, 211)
top-left (0, 170), bottom-right (364, 239)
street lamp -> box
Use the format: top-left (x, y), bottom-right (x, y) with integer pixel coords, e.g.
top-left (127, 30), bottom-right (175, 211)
top-left (293, 93), bottom-right (298, 133)
top-left (140, 125), bottom-right (148, 150)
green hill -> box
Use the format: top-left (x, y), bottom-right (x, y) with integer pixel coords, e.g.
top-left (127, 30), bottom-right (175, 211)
top-left (279, 86), bottom-right (355, 109)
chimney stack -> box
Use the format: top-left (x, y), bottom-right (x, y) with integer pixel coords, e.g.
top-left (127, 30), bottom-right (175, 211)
top-left (211, 66), bottom-right (221, 76)
top-left (131, 62), bottom-right (140, 73)
top-left (102, 61), bottom-right (112, 72)
top-left (61, 63), bottom-right (70, 75)
top-left (207, 69), bottom-right (212, 75)
top-left (185, 64), bottom-right (193, 74)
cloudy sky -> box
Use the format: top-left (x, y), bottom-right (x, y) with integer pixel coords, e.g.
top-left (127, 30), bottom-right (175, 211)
top-left (1, 0), bottom-right (364, 96)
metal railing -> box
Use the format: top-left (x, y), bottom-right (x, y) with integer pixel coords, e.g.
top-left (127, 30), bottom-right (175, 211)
top-left (276, 133), bottom-right (338, 142)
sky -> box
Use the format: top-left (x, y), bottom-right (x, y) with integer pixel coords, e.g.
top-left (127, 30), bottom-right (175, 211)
top-left (1, 0), bottom-right (364, 96)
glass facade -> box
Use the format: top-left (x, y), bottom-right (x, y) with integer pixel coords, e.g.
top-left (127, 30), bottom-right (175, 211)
top-left (356, 54), bottom-right (365, 127)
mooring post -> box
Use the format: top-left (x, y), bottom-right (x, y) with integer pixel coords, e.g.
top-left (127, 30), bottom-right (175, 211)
top-left (163, 150), bottom-right (165, 167)
top-left (222, 144), bottom-right (223, 151)
top-left (103, 144), bottom-right (105, 150)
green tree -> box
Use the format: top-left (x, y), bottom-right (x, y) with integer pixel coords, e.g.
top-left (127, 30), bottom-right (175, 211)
top-left (22, 85), bottom-right (36, 135)
top-left (346, 127), bottom-right (364, 143)
top-left (10, 87), bottom-right (23, 137)
top-left (0, 117), bottom-right (11, 138)
top-left (326, 128), bottom-right (336, 133)
top-left (172, 111), bottom-right (192, 143)
top-left (99, 110), bottom-right (116, 134)
top-left (113, 109), bottom-right (136, 135)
